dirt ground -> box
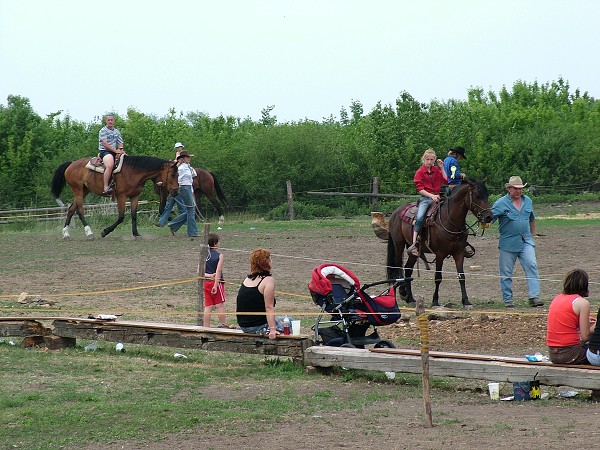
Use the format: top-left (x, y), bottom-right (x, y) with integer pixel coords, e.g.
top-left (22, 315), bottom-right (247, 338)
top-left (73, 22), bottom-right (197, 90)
top-left (3, 205), bottom-right (600, 449)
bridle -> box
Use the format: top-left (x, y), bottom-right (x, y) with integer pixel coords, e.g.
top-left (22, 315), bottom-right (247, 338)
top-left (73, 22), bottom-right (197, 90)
top-left (435, 183), bottom-right (491, 238)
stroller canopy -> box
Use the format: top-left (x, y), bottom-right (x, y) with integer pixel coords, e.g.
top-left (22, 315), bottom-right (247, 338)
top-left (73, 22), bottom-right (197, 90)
top-left (308, 263), bottom-right (360, 296)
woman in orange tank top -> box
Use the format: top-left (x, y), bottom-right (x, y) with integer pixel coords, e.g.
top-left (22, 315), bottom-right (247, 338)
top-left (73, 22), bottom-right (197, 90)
top-left (546, 269), bottom-right (596, 365)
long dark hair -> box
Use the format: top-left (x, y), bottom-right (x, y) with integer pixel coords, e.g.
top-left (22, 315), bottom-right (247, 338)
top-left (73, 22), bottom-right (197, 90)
top-left (563, 269), bottom-right (589, 297)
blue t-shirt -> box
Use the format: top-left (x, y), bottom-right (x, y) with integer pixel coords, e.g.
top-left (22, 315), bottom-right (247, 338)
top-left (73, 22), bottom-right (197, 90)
top-left (491, 193), bottom-right (536, 252)
top-left (443, 155), bottom-right (462, 187)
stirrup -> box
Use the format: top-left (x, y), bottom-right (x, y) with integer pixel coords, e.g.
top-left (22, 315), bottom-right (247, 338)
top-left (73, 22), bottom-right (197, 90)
top-left (464, 243), bottom-right (475, 258)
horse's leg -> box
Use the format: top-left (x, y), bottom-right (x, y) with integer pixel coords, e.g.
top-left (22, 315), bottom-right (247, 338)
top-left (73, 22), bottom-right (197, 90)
top-left (129, 196), bottom-right (141, 238)
top-left (194, 190), bottom-right (206, 222)
top-left (101, 195), bottom-right (126, 238)
top-left (454, 254), bottom-right (471, 309)
top-left (61, 203), bottom-right (77, 240)
top-left (432, 258), bottom-right (444, 307)
top-left (63, 190), bottom-right (93, 240)
top-left (402, 255), bottom-right (418, 306)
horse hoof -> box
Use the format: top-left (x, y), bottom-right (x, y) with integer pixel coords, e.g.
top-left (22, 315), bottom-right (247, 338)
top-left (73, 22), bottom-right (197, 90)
top-left (100, 230), bottom-right (107, 238)
top-left (86, 234), bottom-right (94, 241)
top-left (463, 304), bottom-right (474, 310)
top-left (134, 235), bottom-right (143, 240)
top-left (63, 235), bottom-right (72, 240)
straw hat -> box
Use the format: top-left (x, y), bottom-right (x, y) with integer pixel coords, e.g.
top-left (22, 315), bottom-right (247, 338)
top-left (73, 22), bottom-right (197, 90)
top-left (505, 176), bottom-right (527, 189)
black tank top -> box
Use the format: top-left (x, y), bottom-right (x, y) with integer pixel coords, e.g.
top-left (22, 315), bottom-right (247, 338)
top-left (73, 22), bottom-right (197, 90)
top-left (236, 277), bottom-right (274, 328)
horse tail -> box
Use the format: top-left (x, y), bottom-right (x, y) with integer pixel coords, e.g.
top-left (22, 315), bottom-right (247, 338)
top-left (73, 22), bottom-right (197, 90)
top-left (386, 233), bottom-right (399, 280)
top-left (210, 172), bottom-right (229, 208)
top-left (51, 161), bottom-right (72, 199)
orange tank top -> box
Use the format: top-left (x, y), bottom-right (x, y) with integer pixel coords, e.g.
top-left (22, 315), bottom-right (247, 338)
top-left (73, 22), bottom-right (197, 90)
top-left (546, 293), bottom-right (581, 347)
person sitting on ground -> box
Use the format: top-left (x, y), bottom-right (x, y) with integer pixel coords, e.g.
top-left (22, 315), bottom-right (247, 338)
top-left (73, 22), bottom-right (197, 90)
top-left (443, 145), bottom-right (475, 258)
top-left (586, 305), bottom-right (600, 366)
top-left (547, 268), bottom-right (596, 365)
top-left (407, 148), bottom-right (448, 257)
top-left (98, 113), bottom-right (125, 194)
top-left (236, 248), bottom-right (284, 340)
top-left (203, 233), bottom-right (231, 328)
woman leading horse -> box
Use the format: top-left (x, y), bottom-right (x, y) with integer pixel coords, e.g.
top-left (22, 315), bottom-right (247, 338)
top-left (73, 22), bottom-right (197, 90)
top-left (155, 167), bottom-right (228, 224)
top-left (51, 156), bottom-right (177, 239)
top-left (386, 179), bottom-right (493, 308)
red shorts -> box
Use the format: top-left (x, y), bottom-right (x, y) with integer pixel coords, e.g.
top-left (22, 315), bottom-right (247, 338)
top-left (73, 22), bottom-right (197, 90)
top-left (204, 280), bottom-right (226, 307)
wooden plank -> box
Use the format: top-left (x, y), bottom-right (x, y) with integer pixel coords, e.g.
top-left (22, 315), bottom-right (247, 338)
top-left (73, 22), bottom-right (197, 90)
top-left (51, 319), bottom-right (313, 363)
top-left (304, 346), bottom-right (600, 390)
top-left (0, 319), bottom-right (52, 337)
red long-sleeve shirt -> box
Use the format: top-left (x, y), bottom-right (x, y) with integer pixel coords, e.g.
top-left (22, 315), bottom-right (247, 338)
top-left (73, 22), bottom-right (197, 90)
top-left (414, 165), bottom-right (445, 195)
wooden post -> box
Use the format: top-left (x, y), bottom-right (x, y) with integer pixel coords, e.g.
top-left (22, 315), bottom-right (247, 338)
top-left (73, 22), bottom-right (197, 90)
top-left (416, 296), bottom-right (433, 427)
top-left (286, 180), bottom-right (295, 221)
top-left (371, 177), bottom-right (380, 206)
top-left (196, 223), bottom-right (211, 325)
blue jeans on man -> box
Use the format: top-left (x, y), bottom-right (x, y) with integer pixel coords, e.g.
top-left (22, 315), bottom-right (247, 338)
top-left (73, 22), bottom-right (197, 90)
top-left (168, 185), bottom-right (198, 237)
top-left (498, 243), bottom-right (540, 304)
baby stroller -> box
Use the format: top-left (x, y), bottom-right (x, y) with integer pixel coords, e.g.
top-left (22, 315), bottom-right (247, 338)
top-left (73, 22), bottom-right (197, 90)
top-left (308, 263), bottom-right (411, 348)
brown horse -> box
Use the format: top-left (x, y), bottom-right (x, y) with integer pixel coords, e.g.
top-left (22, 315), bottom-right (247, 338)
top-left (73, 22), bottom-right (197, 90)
top-left (386, 179), bottom-right (493, 308)
top-left (155, 167), bottom-right (228, 224)
top-left (51, 156), bottom-right (178, 239)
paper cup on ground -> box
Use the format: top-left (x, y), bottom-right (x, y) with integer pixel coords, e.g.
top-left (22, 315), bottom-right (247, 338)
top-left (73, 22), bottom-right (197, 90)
top-left (291, 320), bottom-right (301, 336)
top-left (488, 382), bottom-right (500, 400)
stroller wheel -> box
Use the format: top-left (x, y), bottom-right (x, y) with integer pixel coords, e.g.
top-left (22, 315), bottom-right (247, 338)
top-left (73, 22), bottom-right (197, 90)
top-left (374, 340), bottom-right (396, 349)
top-left (340, 343), bottom-right (356, 348)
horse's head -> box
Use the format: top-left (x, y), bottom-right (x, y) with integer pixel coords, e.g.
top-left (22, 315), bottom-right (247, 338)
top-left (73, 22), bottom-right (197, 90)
top-left (154, 161), bottom-right (179, 193)
top-left (465, 178), bottom-right (493, 225)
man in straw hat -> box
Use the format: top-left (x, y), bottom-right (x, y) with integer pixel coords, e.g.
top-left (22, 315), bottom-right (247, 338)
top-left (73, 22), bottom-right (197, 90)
top-left (491, 176), bottom-right (543, 308)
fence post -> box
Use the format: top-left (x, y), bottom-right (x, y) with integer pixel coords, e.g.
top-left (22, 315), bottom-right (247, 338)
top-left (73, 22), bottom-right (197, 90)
top-left (286, 180), bottom-right (295, 221)
top-left (371, 177), bottom-right (380, 206)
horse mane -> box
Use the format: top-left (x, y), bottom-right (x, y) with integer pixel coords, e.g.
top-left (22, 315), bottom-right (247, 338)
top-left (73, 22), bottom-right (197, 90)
top-left (122, 155), bottom-right (169, 170)
top-left (452, 179), bottom-right (489, 200)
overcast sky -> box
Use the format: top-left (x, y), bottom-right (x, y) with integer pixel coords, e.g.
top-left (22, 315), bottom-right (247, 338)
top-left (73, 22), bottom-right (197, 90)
top-left (1, 0), bottom-right (598, 124)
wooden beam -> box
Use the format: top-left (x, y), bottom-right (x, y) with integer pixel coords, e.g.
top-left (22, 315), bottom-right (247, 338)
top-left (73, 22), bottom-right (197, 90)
top-left (51, 318), bottom-right (313, 363)
top-left (304, 346), bottom-right (600, 390)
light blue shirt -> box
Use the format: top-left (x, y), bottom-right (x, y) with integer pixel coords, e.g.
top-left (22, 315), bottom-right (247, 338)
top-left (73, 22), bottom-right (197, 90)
top-left (491, 193), bottom-right (536, 252)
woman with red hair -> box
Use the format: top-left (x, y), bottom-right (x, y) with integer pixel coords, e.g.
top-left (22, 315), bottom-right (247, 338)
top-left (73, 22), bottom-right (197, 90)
top-left (236, 248), bottom-right (283, 340)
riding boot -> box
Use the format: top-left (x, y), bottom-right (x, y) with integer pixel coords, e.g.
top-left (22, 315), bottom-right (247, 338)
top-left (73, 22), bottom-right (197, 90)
top-left (407, 237), bottom-right (420, 257)
top-left (464, 242), bottom-right (475, 258)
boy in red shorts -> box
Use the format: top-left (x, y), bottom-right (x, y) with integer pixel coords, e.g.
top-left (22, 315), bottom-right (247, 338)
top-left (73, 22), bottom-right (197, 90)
top-left (203, 233), bottom-right (230, 328)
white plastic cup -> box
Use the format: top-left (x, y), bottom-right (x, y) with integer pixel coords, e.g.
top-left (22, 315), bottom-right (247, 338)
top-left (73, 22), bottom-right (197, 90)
top-left (291, 320), bottom-right (301, 336)
top-left (488, 382), bottom-right (500, 400)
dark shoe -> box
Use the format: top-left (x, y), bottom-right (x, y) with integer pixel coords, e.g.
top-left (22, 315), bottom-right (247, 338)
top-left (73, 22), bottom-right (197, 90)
top-left (168, 226), bottom-right (175, 236)
top-left (102, 187), bottom-right (113, 195)
top-left (505, 301), bottom-right (515, 309)
top-left (529, 297), bottom-right (544, 307)
top-left (407, 243), bottom-right (419, 257)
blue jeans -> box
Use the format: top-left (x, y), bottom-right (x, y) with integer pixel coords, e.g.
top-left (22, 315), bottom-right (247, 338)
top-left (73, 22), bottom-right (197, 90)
top-left (240, 316), bottom-right (286, 335)
top-left (414, 196), bottom-right (433, 232)
top-left (168, 185), bottom-right (198, 236)
top-left (498, 244), bottom-right (540, 303)
top-left (586, 348), bottom-right (600, 366)
top-left (158, 195), bottom-right (186, 226)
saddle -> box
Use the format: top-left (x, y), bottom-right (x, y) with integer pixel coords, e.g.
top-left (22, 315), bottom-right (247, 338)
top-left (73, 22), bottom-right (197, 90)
top-left (399, 200), bottom-right (441, 227)
top-left (85, 154), bottom-right (125, 174)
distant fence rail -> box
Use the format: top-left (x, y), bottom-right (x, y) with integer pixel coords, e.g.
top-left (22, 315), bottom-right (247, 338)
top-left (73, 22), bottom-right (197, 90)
top-left (0, 201), bottom-right (153, 224)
